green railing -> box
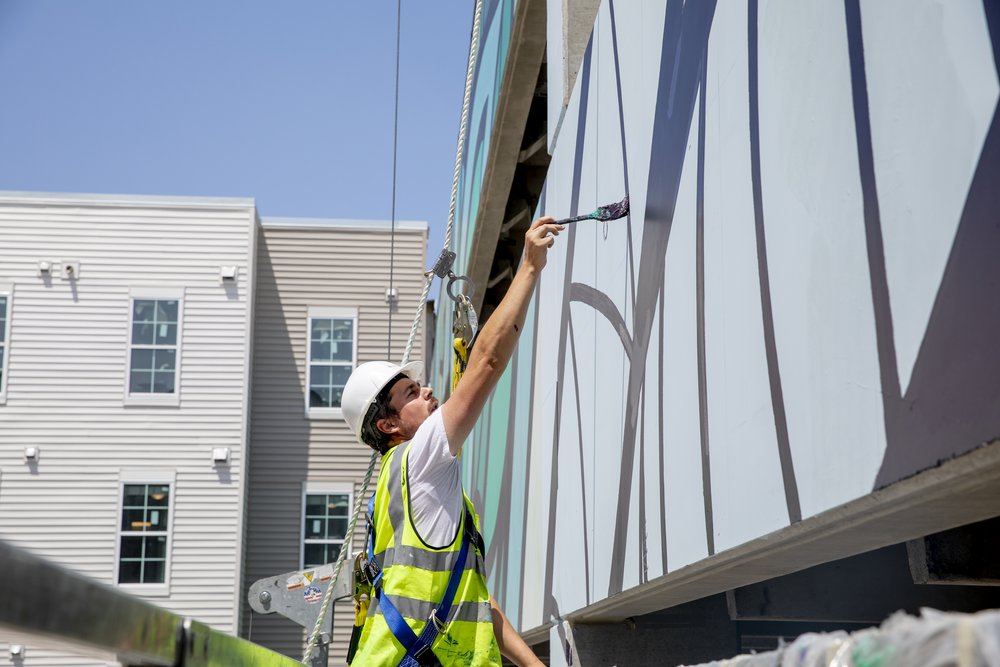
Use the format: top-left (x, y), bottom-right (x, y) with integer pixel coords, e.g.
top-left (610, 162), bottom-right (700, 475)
top-left (0, 538), bottom-right (305, 666)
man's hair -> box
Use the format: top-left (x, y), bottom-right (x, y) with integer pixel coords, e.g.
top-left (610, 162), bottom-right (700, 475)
top-left (360, 373), bottom-right (406, 454)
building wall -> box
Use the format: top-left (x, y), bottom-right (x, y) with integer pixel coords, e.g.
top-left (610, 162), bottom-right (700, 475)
top-left (0, 192), bottom-right (258, 663)
top-left (243, 218), bottom-right (427, 662)
top-left (436, 0), bottom-right (1000, 644)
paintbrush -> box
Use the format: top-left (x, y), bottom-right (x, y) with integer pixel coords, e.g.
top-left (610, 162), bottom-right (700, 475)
top-left (555, 195), bottom-right (630, 225)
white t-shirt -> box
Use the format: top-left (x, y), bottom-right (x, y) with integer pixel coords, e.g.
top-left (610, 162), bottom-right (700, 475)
top-left (404, 408), bottom-right (464, 547)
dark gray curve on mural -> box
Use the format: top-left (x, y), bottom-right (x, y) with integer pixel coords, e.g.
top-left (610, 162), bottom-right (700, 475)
top-left (608, 0), bottom-right (719, 596)
top-left (857, 0), bottom-right (1000, 488)
top-left (747, 0), bottom-right (802, 524)
top-left (569, 283), bottom-right (633, 357)
top-left (543, 36), bottom-right (594, 619)
top-left (695, 46), bottom-right (715, 557)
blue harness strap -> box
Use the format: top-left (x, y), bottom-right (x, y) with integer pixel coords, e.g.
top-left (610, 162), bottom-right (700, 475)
top-left (366, 496), bottom-right (479, 667)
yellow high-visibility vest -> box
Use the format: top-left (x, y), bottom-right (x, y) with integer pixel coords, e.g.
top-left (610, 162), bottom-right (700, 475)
top-left (352, 443), bottom-right (502, 666)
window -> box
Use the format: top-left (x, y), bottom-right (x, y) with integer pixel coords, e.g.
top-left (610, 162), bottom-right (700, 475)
top-left (117, 482), bottom-right (172, 585)
top-left (302, 484), bottom-right (352, 569)
top-left (306, 307), bottom-right (357, 418)
top-left (0, 292), bottom-right (9, 399)
top-left (126, 293), bottom-right (182, 404)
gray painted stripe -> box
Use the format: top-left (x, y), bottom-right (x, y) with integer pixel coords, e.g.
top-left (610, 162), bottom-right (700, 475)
top-left (387, 447), bottom-right (406, 539)
top-left (380, 544), bottom-right (485, 576)
top-left (566, 317), bottom-right (592, 604)
top-left (371, 595), bottom-right (494, 625)
top-left (608, 0), bottom-right (637, 304)
top-left (748, 0), bottom-right (802, 524)
top-left (518, 275), bottom-right (543, 627)
top-left (544, 32), bottom-right (594, 620)
top-left (696, 40), bottom-right (716, 557)
top-left (658, 270), bottom-right (668, 574)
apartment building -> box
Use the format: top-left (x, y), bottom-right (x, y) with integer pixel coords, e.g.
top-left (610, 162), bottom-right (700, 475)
top-left (0, 192), bottom-right (427, 666)
top-left (0, 191), bottom-right (258, 665)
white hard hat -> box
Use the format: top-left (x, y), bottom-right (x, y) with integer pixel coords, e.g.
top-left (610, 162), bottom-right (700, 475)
top-left (341, 360), bottom-right (424, 446)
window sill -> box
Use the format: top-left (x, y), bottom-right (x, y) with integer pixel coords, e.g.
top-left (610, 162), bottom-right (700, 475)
top-left (306, 407), bottom-right (344, 421)
top-left (124, 393), bottom-right (181, 408)
top-left (117, 583), bottom-right (171, 597)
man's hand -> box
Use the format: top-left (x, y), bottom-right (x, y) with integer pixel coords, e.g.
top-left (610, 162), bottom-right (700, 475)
top-left (523, 216), bottom-right (564, 272)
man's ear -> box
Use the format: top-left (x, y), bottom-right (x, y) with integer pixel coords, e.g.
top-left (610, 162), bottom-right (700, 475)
top-left (376, 416), bottom-right (400, 437)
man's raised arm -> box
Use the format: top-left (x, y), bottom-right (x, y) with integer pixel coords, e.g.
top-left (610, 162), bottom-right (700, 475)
top-left (440, 216), bottom-right (563, 455)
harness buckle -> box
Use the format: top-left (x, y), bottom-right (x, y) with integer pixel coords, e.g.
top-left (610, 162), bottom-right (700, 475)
top-left (409, 642), bottom-right (439, 667)
top-left (428, 608), bottom-right (449, 634)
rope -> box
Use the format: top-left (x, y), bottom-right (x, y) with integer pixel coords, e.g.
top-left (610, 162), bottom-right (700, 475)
top-left (302, 0), bottom-right (484, 661)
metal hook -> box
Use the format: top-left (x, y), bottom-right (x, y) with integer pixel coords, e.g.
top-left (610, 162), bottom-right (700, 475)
top-left (446, 272), bottom-right (476, 303)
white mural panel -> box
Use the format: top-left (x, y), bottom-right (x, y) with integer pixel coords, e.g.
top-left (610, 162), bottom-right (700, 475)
top-left (860, 0), bottom-right (999, 395)
top-left (446, 0), bottom-right (1000, 637)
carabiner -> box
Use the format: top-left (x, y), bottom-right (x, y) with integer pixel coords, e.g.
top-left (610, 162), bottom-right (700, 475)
top-left (446, 272), bottom-right (476, 304)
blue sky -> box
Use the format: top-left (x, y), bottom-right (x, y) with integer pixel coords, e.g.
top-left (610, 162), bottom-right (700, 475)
top-left (0, 1), bottom-right (474, 268)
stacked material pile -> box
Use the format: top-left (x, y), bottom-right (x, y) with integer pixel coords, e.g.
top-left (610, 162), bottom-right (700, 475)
top-left (682, 608), bottom-right (1000, 667)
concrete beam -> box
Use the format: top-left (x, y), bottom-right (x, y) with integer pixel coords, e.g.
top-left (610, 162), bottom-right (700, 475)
top-left (728, 543), bottom-right (1000, 624)
top-left (561, 0), bottom-right (601, 107)
top-left (907, 516), bottom-right (1000, 586)
top-left (466, 0), bottom-right (547, 316)
top-left (558, 595), bottom-right (738, 666)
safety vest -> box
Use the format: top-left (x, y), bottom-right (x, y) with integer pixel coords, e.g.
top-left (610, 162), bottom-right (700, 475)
top-left (351, 442), bottom-right (502, 666)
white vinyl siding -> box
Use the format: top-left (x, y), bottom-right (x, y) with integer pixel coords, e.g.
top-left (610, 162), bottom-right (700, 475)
top-left (0, 192), bottom-right (257, 659)
top-left (0, 289), bottom-right (10, 401)
top-left (306, 306), bottom-right (358, 419)
top-left (301, 482), bottom-right (353, 569)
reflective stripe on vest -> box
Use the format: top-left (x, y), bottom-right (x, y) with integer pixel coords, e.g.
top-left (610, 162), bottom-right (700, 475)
top-left (352, 443), bottom-right (502, 667)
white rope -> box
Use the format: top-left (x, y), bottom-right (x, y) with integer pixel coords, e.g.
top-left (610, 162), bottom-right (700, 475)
top-left (302, 0), bottom-right (484, 661)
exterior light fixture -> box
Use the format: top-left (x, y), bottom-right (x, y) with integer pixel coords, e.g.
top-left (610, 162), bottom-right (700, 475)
top-left (61, 261), bottom-right (81, 280)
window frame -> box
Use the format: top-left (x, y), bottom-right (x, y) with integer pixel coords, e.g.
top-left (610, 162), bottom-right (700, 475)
top-left (0, 284), bottom-right (11, 404)
top-left (114, 470), bottom-right (176, 595)
top-left (124, 288), bottom-right (184, 407)
top-left (305, 306), bottom-right (358, 420)
top-left (300, 481), bottom-right (354, 570)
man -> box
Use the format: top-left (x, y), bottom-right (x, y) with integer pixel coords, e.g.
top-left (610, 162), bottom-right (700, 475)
top-left (341, 216), bottom-right (563, 666)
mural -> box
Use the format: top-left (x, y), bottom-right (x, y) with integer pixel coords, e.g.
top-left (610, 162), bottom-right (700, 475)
top-left (436, 0), bottom-right (1000, 637)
